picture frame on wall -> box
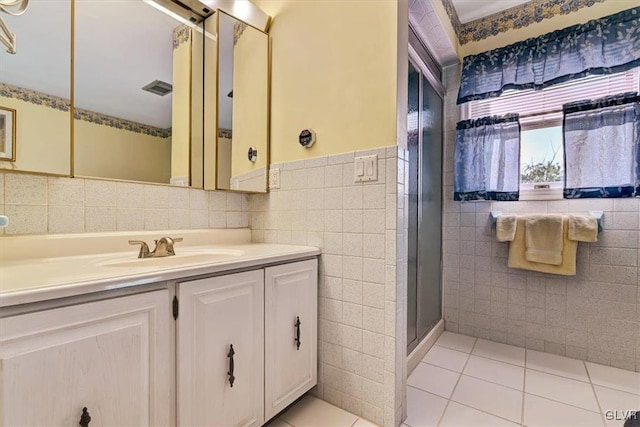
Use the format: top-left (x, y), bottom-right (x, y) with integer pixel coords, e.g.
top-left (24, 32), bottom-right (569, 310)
top-left (0, 106), bottom-right (16, 162)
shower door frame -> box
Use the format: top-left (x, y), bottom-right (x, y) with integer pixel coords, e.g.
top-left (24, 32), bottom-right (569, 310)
top-left (406, 31), bottom-right (445, 354)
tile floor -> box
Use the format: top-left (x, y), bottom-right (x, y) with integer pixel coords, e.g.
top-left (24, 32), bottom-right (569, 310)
top-left (269, 395), bottom-right (379, 427)
top-left (405, 332), bottom-right (640, 427)
top-left (270, 332), bottom-right (640, 427)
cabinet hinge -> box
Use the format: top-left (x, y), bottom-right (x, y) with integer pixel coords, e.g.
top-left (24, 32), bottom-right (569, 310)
top-left (172, 296), bottom-right (179, 320)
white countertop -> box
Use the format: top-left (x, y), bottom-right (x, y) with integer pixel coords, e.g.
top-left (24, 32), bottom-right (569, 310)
top-left (0, 229), bottom-right (320, 307)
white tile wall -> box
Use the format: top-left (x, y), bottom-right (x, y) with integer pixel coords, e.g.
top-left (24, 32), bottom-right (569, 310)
top-left (442, 64), bottom-right (640, 373)
top-left (249, 147), bottom-right (408, 426)
top-left (0, 172), bottom-right (248, 235)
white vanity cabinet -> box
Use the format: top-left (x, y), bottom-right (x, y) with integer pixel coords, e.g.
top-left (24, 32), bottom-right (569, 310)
top-left (0, 253), bottom-right (318, 427)
top-left (177, 270), bottom-right (265, 427)
top-left (0, 290), bottom-right (172, 427)
top-left (177, 258), bottom-right (318, 426)
top-left (265, 259), bottom-right (318, 419)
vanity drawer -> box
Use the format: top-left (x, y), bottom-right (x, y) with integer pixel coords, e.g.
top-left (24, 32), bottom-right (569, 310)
top-left (0, 290), bottom-right (172, 427)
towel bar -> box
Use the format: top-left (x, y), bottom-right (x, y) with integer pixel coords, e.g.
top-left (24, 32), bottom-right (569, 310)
top-left (489, 211), bottom-right (603, 233)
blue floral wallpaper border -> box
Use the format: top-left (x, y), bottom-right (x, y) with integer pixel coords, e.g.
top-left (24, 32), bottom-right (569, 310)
top-left (440, 0), bottom-right (464, 40)
top-left (173, 25), bottom-right (191, 50)
top-left (74, 108), bottom-right (171, 139)
top-left (0, 83), bottom-right (172, 139)
top-left (1, 83), bottom-right (70, 112)
top-left (441, 0), bottom-right (606, 44)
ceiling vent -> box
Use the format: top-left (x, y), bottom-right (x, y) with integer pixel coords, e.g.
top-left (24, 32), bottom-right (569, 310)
top-left (142, 80), bottom-right (173, 96)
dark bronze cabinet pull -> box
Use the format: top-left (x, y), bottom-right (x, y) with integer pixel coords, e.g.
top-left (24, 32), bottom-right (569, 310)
top-left (294, 316), bottom-right (301, 350)
top-left (227, 344), bottom-right (235, 387)
top-left (79, 407), bottom-right (91, 427)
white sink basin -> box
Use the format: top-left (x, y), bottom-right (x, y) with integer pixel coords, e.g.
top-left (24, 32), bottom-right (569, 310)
top-left (96, 249), bottom-right (245, 268)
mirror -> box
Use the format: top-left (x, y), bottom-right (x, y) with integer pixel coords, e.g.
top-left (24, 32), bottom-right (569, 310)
top-left (214, 11), bottom-right (268, 193)
top-left (0, 0), bottom-right (71, 176)
top-left (73, 0), bottom-right (205, 187)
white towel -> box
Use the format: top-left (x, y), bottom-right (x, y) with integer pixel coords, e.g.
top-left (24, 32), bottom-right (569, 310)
top-left (568, 215), bottom-right (598, 242)
top-left (524, 214), bottom-right (564, 265)
top-left (496, 215), bottom-right (517, 242)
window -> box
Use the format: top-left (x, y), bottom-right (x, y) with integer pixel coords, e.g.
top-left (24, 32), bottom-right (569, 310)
top-left (464, 69), bottom-right (640, 200)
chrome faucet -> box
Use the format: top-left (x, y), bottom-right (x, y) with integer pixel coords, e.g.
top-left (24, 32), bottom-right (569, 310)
top-left (129, 236), bottom-right (183, 258)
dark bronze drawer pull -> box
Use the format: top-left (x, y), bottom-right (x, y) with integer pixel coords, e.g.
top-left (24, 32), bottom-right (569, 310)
top-left (79, 407), bottom-right (91, 427)
top-left (227, 344), bottom-right (235, 387)
top-left (295, 316), bottom-right (301, 350)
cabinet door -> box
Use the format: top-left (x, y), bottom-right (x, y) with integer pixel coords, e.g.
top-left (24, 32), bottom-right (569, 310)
top-left (177, 270), bottom-right (264, 427)
top-left (265, 259), bottom-right (318, 420)
top-left (0, 290), bottom-right (172, 427)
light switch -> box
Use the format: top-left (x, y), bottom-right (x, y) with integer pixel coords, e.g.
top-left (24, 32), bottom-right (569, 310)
top-left (354, 154), bottom-right (378, 182)
top-left (365, 159), bottom-right (374, 176)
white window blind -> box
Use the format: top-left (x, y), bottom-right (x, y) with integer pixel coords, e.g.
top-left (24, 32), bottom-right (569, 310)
top-left (468, 69), bottom-right (640, 123)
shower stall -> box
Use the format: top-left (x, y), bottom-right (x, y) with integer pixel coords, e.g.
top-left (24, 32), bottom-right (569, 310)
top-left (406, 32), bottom-right (444, 354)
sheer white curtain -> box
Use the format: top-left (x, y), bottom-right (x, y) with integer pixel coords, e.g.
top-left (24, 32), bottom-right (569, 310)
top-left (563, 93), bottom-right (640, 198)
top-left (454, 115), bottom-right (521, 201)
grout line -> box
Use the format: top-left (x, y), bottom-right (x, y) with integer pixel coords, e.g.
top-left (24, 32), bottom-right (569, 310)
top-left (468, 352), bottom-right (525, 368)
top-left (521, 349), bottom-right (527, 426)
top-left (524, 364), bottom-right (591, 384)
top-left (522, 391), bottom-right (603, 415)
top-left (447, 398), bottom-right (524, 426)
top-left (584, 360), bottom-right (608, 426)
top-left (436, 337), bottom-right (477, 426)
top-left (591, 382), bottom-right (640, 397)
top-left (421, 360), bottom-right (525, 393)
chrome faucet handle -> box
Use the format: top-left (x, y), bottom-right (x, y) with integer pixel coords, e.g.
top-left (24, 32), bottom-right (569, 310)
top-left (152, 236), bottom-right (183, 257)
top-left (129, 240), bottom-right (151, 258)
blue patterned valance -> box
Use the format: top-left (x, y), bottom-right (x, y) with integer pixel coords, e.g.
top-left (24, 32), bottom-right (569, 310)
top-left (563, 92), bottom-right (640, 199)
top-left (454, 114), bottom-right (521, 201)
top-left (457, 7), bottom-right (640, 105)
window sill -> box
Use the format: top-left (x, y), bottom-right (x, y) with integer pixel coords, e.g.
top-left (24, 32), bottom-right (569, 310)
top-left (519, 186), bottom-right (564, 201)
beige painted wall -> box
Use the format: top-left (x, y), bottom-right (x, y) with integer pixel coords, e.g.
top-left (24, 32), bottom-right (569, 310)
top-left (75, 120), bottom-right (171, 183)
top-left (460, 0), bottom-right (640, 57)
top-left (252, 0), bottom-right (399, 164)
top-left (172, 30), bottom-right (192, 183)
top-left (0, 96), bottom-right (70, 175)
top-left (231, 25), bottom-right (269, 178)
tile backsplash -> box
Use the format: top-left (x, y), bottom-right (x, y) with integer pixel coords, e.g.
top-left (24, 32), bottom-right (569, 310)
top-left (249, 147), bottom-right (407, 426)
top-left (0, 172), bottom-right (248, 235)
top-left (442, 64), bottom-right (640, 373)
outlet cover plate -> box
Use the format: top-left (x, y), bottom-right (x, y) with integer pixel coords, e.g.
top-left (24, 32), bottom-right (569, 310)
top-left (269, 168), bottom-right (281, 190)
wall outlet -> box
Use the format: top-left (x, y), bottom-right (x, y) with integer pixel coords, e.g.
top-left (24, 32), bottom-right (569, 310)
top-left (354, 155), bottom-right (378, 183)
top-left (269, 168), bottom-right (281, 190)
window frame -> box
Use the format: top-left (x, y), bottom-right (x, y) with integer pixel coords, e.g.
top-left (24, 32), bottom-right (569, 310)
top-left (518, 116), bottom-right (564, 201)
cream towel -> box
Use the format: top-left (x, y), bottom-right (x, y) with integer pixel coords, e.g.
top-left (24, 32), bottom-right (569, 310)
top-left (524, 215), bottom-right (564, 265)
top-left (568, 215), bottom-right (598, 242)
top-left (508, 217), bottom-right (578, 276)
top-left (496, 215), bottom-right (517, 242)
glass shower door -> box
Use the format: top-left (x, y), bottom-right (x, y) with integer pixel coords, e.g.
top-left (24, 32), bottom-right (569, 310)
top-left (407, 59), bottom-right (443, 354)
